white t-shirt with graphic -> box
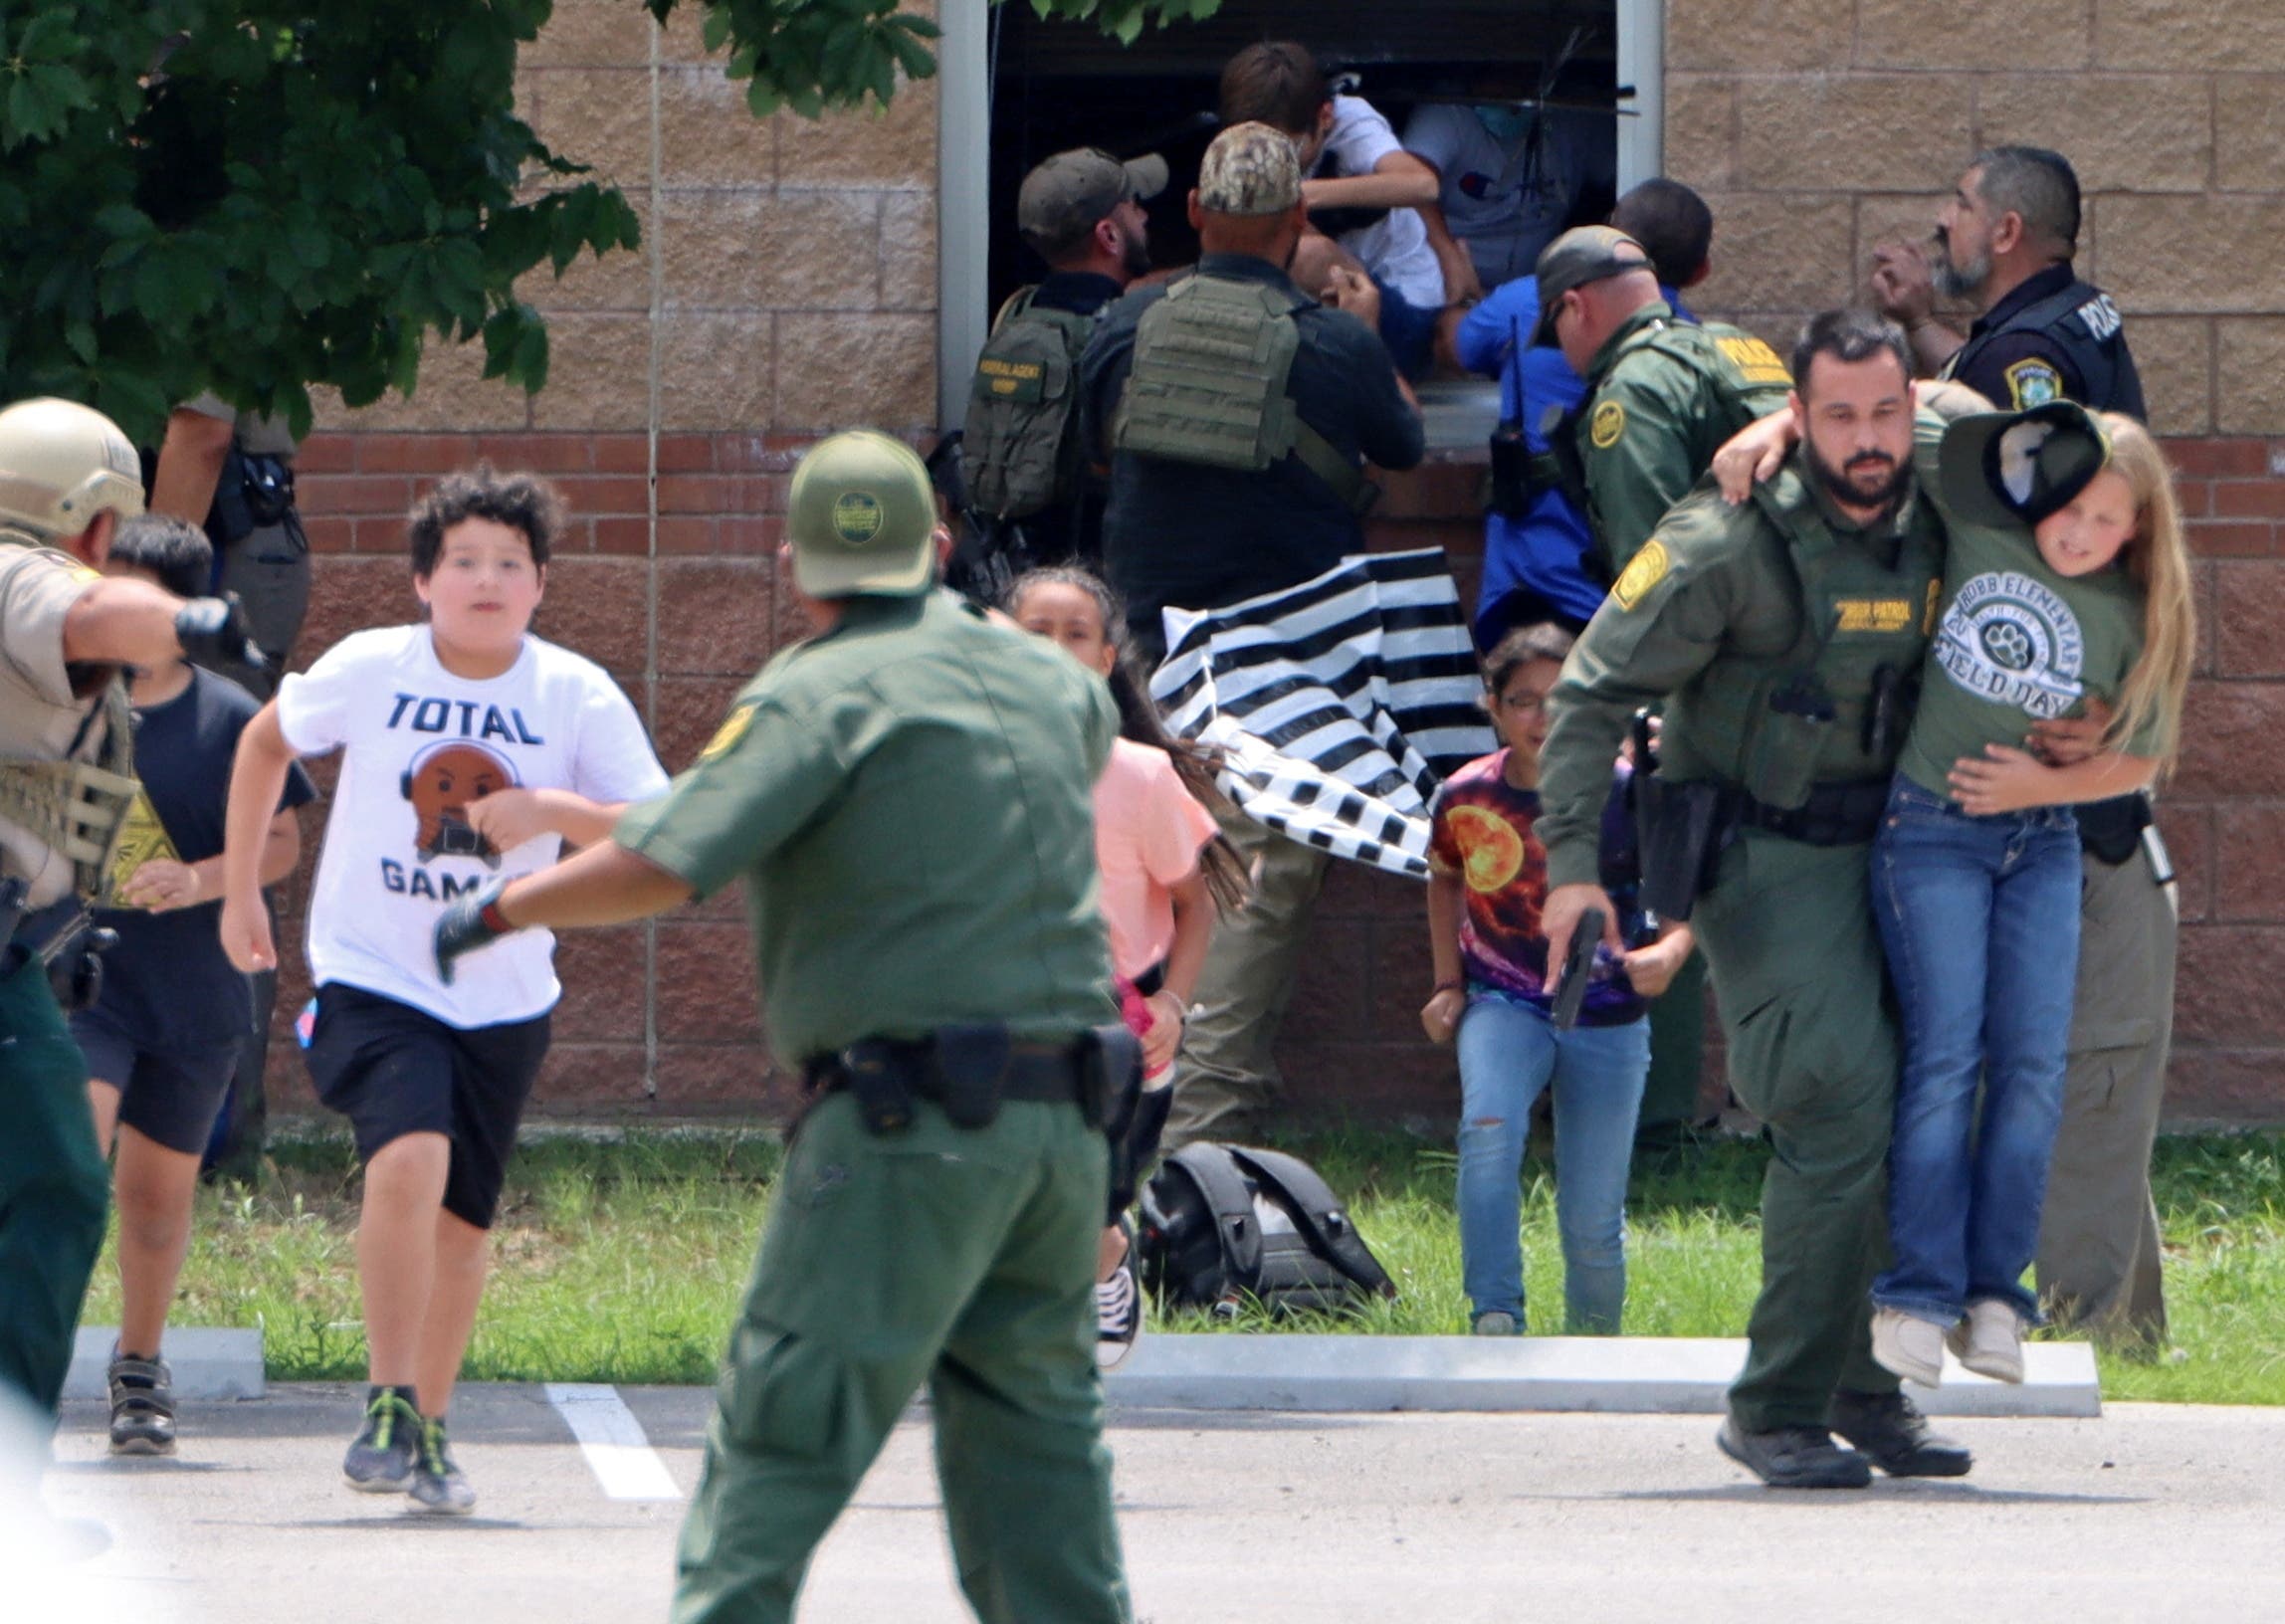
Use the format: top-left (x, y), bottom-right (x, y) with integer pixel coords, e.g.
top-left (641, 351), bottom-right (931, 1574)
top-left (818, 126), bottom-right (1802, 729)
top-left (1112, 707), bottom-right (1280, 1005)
top-left (277, 626), bottom-right (669, 1028)
top-left (1318, 96), bottom-right (1446, 310)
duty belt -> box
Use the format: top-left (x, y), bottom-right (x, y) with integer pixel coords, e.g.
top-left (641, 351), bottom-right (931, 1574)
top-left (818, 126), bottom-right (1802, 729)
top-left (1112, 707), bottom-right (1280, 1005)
top-left (2075, 791), bottom-right (2151, 867)
top-left (803, 1035), bottom-right (1089, 1107)
top-left (1735, 779), bottom-right (1889, 847)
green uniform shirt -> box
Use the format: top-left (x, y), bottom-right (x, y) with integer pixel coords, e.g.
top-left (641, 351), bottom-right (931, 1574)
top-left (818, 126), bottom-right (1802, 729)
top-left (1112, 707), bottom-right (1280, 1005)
top-left (1895, 508), bottom-right (2158, 796)
top-left (1575, 303), bottom-right (1794, 574)
top-left (614, 590), bottom-right (1119, 1066)
top-left (1538, 455), bottom-right (1947, 892)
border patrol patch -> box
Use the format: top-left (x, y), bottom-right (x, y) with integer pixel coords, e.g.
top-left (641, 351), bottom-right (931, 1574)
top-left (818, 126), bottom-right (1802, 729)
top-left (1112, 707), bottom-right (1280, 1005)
top-left (830, 491), bottom-right (884, 544)
top-left (698, 703), bottom-right (756, 763)
top-left (1716, 334), bottom-right (1792, 387)
top-left (2004, 357), bottom-right (2063, 410)
top-left (1833, 597), bottom-right (1914, 634)
top-left (1611, 539), bottom-right (1669, 611)
top-left (1589, 400), bottom-right (1627, 450)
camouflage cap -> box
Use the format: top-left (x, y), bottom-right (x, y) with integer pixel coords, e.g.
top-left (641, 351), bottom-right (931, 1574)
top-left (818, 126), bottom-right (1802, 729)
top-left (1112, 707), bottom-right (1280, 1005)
top-left (1197, 121), bottom-right (1301, 217)
top-left (1018, 147), bottom-right (1168, 252)
top-left (1532, 225), bottom-right (1656, 345)
top-left (1940, 401), bottom-right (2112, 529)
top-left (786, 431), bottom-right (938, 599)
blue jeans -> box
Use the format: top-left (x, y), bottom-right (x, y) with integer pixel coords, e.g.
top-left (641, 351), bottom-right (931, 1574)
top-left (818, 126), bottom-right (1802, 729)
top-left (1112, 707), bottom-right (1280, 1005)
top-left (1871, 778), bottom-right (2081, 1323)
top-left (1455, 992), bottom-right (1648, 1332)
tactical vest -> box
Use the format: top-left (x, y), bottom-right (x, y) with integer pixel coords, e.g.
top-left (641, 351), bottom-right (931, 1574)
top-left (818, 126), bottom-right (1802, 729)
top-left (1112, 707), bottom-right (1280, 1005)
top-left (1941, 276), bottom-right (2147, 420)
top-left (1661, 470), bottom-right (1945, 810)
top-left (0, 678), bottom-right (139, 907)
top-left (961, 288), bottom-right (1100, 523)
top-left (1111, 273), bottom-right (1368, 510)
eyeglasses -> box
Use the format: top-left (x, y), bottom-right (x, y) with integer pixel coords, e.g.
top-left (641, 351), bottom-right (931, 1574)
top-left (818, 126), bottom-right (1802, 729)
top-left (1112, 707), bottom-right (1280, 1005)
top-left (1495, 692), bottom-right (1553, 714)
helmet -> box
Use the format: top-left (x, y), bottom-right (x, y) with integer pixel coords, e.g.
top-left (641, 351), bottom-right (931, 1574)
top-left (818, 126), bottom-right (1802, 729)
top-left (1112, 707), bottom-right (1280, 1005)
top-left (0, 397), bottom-right (145, 545)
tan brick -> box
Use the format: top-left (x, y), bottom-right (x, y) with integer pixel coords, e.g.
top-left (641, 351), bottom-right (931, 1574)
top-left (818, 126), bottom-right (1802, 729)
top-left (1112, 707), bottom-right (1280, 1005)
top-left (529, 312), bottom-right (657, 430)
top-left (662, 188), bottom-right (882, 310)
top-left (778, 78), bottom-right (936, 187)
top-left (658, 311), bottom-right (775, 432)
top-left (1738, 76), bottom-right (1974, 192)
top-left (774, 312), bottom-right (934, 430)
top-left (659, 65), bottom-right (776, 186)
top-left (312, 336), bottom-right (532, 434)
top-left (1857, 0), bottom-right (2091, 70)
top-left (2096, 0), bottom-right (2285, 70)
top-left (532, 557), bottom-right (652, 675)
top-left (2215, 76), bottom-right (2285, 192)
top-left (1975, 75), bottom-right (2209, 193)
top-left (520, 191), bottom-right (653, 314)
top-left (1667, 0), bottom-right (1855, 73)
top-left (2131, 315), bottom-right (2214, 436)
top-left (522, 68), bottom-right (654, 193)
top-left (1690, 192), bottom-right (1857, 314)
top-left (524, 0), bottom-right (658, 68)
top-left (2098, 196), bottom-right (2285, 313)
top-left (880, 190), bottom-right (937, 311)
top-left (2214, 318), bottom-right (2285, 436)
top-left (1663, 75), bottom-right (1736, 191)
top-left (657, 0), bottom-right (722, 66)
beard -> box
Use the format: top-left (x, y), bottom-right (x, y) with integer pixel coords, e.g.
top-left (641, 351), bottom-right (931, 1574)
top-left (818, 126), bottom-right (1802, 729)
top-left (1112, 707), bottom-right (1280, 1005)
top-left (1933, 228), bottom-right (1989, 303)
top-left (1804, 435), bottom-right (1912, 513)
top-left (1120, 227), bottom-right (1151, 281)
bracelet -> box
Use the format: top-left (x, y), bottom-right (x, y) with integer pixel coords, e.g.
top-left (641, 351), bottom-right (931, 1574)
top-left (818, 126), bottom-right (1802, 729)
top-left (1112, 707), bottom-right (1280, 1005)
top-left (1432, 978), bottom-right (1463, 994)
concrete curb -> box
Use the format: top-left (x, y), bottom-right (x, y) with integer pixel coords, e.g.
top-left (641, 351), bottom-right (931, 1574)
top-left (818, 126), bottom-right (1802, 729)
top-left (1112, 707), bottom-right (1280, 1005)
top-left (66, 1326), bottom-right (266, 1402)
top-left (1103, 1333), bottom-right (2101, 1417)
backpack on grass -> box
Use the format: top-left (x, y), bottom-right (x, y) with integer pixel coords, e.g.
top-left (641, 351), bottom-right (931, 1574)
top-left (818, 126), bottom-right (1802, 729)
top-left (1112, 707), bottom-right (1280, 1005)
top-left (1138, 1143), bottom-right (1397, 1318)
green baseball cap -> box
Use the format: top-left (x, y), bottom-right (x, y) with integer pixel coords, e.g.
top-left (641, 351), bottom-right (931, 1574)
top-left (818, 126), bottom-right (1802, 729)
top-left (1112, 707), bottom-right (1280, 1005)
top-left (1940, 401), bottom-right (2113, 529)
top-left (1018, 147), bottom-right (1168, 253)
top-left (786, 431), bottom-right (938, 599)
top-left (1532, 225), bottom-right (1655, 345)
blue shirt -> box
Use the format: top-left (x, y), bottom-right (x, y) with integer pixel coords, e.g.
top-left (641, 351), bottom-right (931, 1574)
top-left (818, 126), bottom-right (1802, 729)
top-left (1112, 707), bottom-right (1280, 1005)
top-left (1456, 280), bottom-right (1695, 643)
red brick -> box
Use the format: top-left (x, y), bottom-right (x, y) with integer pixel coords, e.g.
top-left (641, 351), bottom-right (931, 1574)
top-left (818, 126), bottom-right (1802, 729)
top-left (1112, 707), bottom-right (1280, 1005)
top-left (555, 474), bottom-right (652, 515)
top-left (530, 557), bottom-right (651, 673)
top-left (2163, 801), bottom-right (2213, 924)
top-left (2211, 481), bottom-right (2285, 519)
top-left (656, 922), bottom-right (764, 1042)
top-left (356, 433), bottom-right (477, 475)
top-left (301, 556), bottom-right (415, 652)
top-left (2211, 806), bottom-right (2285, 922)
top-left (2212, 561), bottom-right (2285, 677)
top-left (306, 515), bottom-right (354, 553)
top-left (473, 433), bottom-right (594, 473)
top-left (1284, 915), bottom-right (1372, 1042)
top-left (657, 558), bottom-right (776, 676)
top-left (552, 926), bottom-right (650, 1044)
top-left (655, 516), bottom-right (717, 554)
top-left (298, 434), bottom-right (356, 474)
top-left (531, 1044), bottom-right (652, 1109)
top-left (1369, 919), bottom-right (1441, 1043)
top-left (2174, 480), bottom-right (2212, 519)
top-left (718, 433), bottom-right (808, 474)
top-left (1270, 1038), bottom-right (1454, 1123)
top-left (657, 474), bottom-right (782, 515)
top-left (2173, 925), bottom-right (2285, 1044)
top-left (592, 436), bottom-right (653, 474)
top-left (2164, 438), bottom-right (2271, 479)
top-left (657, 434), bottom-right (715, 473)
top-left (2195, 560), bottom-right (2218, 677)
top-left (588, 515), bottom-right (644, 554)
top-left (651, 1044), bottom-right (792, 1111)
top-left (2160, 1047), bottom-right (2285, 1127)
top-left (654, 677), bottom-right (750, 772)
top-left (2174, 682), bottom-right (2285, 797)
top-left (299, 474), bottom-right (415, 517)
top-left (2187, 519), bottom-right (2274, 557)
top-left (718, 515), bottom-right (785, 556)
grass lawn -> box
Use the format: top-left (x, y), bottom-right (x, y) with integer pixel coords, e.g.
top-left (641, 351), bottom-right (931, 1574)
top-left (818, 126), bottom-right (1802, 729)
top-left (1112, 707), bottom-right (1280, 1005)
top-left (80, 1124), bottom-right (2285, 1405)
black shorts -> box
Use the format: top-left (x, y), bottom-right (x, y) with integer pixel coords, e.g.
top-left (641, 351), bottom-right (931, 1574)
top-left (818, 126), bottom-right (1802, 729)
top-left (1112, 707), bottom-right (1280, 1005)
top-left (71, 1011), bottom-right (239, 1157)
top-left (305, 982), bottom-right (551, 1230)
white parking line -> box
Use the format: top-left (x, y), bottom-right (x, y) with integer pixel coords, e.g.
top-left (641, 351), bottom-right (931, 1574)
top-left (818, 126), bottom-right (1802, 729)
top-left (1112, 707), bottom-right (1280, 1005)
top-left (544, 1383), bottom-right (684, 1502)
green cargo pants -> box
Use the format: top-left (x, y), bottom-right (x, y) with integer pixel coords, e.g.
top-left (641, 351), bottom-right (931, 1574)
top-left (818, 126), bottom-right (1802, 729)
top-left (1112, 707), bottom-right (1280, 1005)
top-left (1690, 833), bottom-right (1899, 1434)
top-left (674, 1091), bottom-right (1131, 1624)
top-left (0, 956), bottom-right (109, 1418)
top-left (2037, 846), bottom-right (2176, 1349)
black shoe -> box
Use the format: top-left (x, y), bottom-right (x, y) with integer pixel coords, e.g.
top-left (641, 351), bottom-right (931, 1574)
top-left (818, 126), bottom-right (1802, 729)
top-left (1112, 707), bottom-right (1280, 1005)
top-left (1717, 1418), bottom-right (1873, 1489)
top-left (343, 1386), bottom-right (422, 1493)
top-left (107, 1352), bottom-right (176, 1456)
top-left (1827, 1387), bottom-right (1973, 1478)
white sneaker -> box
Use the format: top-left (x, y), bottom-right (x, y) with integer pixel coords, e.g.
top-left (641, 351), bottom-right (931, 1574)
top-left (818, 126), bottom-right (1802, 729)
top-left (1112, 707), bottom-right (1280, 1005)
top-left (1096, 1265), bottom-right (1142, 1370)
top-left (1470, 1311), bottom-right (1520, 1336)
top-left (1950, 1300), bottom-right (2026, 1383)
top-left (1870, 1308), bottom-right (1947, 1387)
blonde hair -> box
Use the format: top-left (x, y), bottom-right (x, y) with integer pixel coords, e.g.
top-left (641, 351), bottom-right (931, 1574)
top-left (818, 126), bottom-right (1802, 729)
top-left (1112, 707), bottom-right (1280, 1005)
top-left (2097, 413), bottom-right (2195, 771)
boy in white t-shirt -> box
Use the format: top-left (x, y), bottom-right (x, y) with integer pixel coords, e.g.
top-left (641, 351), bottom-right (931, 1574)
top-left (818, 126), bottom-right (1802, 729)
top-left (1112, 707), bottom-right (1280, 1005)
top-left (219, 468), bottom-right (668, 1516)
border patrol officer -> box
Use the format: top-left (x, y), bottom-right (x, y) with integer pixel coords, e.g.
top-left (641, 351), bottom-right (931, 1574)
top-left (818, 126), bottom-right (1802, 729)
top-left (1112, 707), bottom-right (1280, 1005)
top-left (432, 431), bottom-right (1135, 1624)
top-left (0, 397), bottom-right (255, 1421)
top-left (1872, 145), bottom-right (2167, 1350)
top-left (1537, 225), bottom-right (1792, 580)
top-left (1536, 313), bottom-right (1973, 1490)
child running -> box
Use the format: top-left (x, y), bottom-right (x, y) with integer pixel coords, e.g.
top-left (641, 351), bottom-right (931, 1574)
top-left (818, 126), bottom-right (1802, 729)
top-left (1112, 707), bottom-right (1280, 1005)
top-left (73, 514), bottom-right (314, 1455)
top-left (1870, 402), bottom-right (2193, 1386)
top-left (218, 468), bottom-right (668, 1513)
top-left (1421, 625), bottom-right (1693, 1335)
top-left (1005, 565), bottom-right (1247, 1367)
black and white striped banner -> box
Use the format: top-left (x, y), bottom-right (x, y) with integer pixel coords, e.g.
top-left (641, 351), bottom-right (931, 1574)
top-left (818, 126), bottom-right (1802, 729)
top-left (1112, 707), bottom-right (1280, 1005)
top-left (1148, 549), bottom-right (1494, 880)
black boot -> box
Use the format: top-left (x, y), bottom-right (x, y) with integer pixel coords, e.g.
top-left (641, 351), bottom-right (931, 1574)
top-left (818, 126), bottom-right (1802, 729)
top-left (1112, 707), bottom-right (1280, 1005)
top-left (1717, 1417), bottom-right (1873, 1489)
top-left (1827, 1387), bottom-right (1973, 1478)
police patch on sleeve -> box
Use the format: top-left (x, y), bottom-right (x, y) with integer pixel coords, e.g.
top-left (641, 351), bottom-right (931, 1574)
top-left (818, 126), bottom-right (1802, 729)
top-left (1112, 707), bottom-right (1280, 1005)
top-left (698, 703), bottom-right (756, 763)
top-left (1610, 539), bottom-right (1670, 611)
top-left (1589, 400), bottom-right (1627, 450)
top-left (2003, 358), bottom-right (2063, 410)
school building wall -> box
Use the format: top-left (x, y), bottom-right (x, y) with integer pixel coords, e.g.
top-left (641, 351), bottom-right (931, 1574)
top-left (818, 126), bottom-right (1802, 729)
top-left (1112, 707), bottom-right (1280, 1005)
top-left (274, 0), bottom-right (2285, 1129)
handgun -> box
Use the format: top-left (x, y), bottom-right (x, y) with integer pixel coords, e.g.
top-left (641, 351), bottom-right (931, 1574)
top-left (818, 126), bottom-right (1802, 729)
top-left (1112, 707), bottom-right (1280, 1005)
top-left (1550, 908), bottom-right (1605, 1031)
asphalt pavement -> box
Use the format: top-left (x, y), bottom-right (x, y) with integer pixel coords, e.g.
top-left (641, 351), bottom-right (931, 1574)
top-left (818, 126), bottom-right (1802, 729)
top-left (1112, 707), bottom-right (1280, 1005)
top-left (20, 1383), bottom-right (2285, 1623)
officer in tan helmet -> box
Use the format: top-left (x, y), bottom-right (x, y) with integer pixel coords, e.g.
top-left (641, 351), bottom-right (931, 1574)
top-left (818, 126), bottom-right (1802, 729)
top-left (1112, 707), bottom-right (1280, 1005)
top-left (0, 396), bottom-right (257, 1426)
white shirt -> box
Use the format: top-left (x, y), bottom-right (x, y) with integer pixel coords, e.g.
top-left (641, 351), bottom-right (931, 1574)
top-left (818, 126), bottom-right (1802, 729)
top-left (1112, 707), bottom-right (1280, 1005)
top-left (1318, 96), bottom-right (1446, 309)
top-left (276, 626), bottom-right (669, 1028)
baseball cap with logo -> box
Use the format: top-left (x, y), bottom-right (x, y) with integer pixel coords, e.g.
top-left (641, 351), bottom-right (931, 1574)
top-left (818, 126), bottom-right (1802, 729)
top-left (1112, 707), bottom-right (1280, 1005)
top-left (1197, 121), bottom-right (1302, 216)
top-left (1532, 225), bottom-right (1656, 345)
top-left (1018, 147), bottom-right (1169, 253)
top-left (1940, 400), bottom-right (2113, 529)
top-left (786, 430), bottom-right (939, 598)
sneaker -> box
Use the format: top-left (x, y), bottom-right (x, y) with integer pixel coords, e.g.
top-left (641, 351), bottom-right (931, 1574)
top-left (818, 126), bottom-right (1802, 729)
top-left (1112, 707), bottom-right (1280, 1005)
top-left (1826, 1387), bottom-right (1973, 1478)
top-left (342, 1386), bottom-right (422, 1493)
top-left (106, 1352), bottom-right (176, 1456)
top-left (1470, 1311), bottom-right (1521, 1336)
top-left (1715, 1418), bottom-right (1872, 1490)
top-left (408, 1416), bottom-right (476, 1515)
top-left (1869, 1307), bottom-right (1947, 1387)
top-left (1951, 1299), bottom-right (2026, 1383)
top-left (1096, 1262), bottom-right (1142, 1370)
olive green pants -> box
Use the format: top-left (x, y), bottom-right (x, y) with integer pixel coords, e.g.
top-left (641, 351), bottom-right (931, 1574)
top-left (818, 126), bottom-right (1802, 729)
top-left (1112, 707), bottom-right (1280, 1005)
top-left (0, 956), bottom-right (109, 1418)
top-left (674, 1092), bottom-right (1130, 1624)
top-left (2037, 846), bottom-right (2176, 1349)
top-left (1691, 834), bottom-right (1899, 1434)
